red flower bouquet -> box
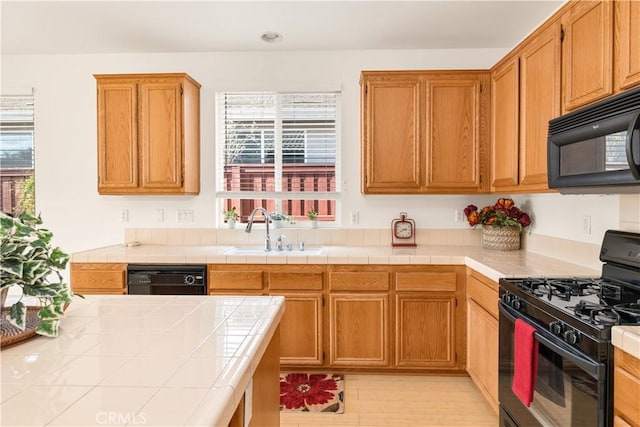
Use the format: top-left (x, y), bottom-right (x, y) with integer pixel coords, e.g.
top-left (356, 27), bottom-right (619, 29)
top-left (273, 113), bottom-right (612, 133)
top-left (463, 198), bottom-right (531, 232)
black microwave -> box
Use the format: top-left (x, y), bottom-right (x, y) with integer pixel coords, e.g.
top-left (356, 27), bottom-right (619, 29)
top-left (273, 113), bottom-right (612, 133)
top-left (547, 86), bottom-right (640, 193)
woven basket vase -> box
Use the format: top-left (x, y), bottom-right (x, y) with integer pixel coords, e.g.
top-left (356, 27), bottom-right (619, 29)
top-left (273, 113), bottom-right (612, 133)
top-left (481, 225), bottom-right (521, 251)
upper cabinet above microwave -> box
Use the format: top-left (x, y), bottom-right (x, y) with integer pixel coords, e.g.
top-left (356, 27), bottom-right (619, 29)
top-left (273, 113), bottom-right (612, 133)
top-left (95, 73), bottom-right (201, 195)
top-left (561, 0), bottom-right (640, 113)
top-left (360, 71), bottom-right (490, 195)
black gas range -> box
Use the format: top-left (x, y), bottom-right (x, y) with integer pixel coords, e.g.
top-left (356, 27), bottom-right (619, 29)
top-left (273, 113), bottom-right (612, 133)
top-left (498, 230), bottom-right (640, 427)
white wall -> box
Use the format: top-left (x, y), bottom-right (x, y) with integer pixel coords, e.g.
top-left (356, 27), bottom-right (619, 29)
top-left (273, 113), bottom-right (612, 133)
top-left (0, 48), bottom-right (628, 255)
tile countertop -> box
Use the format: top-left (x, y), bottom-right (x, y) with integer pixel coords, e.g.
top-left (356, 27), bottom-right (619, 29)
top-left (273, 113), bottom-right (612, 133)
top-left (70, 243), bottom-right (640, 358)
top-left (71, 243), bottom-right (603, 281)
top-left (0, 295), bottom-right (285, 427)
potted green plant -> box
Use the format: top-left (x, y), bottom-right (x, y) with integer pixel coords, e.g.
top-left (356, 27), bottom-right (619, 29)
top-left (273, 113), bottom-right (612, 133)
top-left (306, 209), bottom-right (318, 228)
top-left (222, 207), bottom-right (240, 228)
top-left (0, 212), bottom-right (78, 337)
top-left (270, 212), bottom-right (294, 229)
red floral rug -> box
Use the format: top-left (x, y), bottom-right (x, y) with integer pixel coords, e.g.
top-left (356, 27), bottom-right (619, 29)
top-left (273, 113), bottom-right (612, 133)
top-left (279, 373), bottom-right (345, 413)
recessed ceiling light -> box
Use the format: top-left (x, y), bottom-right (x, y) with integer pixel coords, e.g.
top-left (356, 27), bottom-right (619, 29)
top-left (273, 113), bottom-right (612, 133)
top-left (261, 32), bottom-right (283, 43)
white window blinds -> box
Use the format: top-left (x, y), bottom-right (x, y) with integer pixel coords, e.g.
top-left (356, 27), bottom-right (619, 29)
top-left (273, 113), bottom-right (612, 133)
top-left (216, 92), bottom-right (339, 196)
top-left (0, 95), bottom-right (35, 170)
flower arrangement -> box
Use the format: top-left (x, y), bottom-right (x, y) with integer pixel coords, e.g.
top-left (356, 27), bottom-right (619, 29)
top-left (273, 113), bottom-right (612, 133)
top-left (463, 198), bottom-right (531, 232)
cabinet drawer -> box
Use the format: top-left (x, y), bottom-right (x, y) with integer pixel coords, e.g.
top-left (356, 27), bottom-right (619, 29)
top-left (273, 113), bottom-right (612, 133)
top-left (395, 272), bottom-right (456, 292)
top-left (329, 271), bottom-right (389, 291)
top-left (70, 263), bottom-right (126, 294)
top-left (467, 271), bottom-right (499, 319)
top-left (268, 272), bottom-right (323, 291)
top-left (209, 270), bottom-right (264, 290)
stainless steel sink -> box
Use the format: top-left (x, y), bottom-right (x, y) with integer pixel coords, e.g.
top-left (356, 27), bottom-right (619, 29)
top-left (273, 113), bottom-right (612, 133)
top-left (224, 247), bottom-right (322, 256)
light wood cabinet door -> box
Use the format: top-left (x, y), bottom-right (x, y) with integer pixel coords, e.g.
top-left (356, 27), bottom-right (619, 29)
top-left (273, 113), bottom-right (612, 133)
top-left (425, 76), bottom-right (486, 191)
top-left (467, 299), bottom-right (499, 412)
top-left (614, 348), bottom-right (640, 427)
top-left (70, 263), bottom-right (126, 295)
top-left (139, 82), bottom-right (182, 190)
top-left (467, 270), bottom-right (499, 413)
top-left (275, 293), bottom-right (324, 366)
top-left (491, 57), bottom-right (520, 190)
top-left (329, 293), bottom-right (389, 367)
top-left (561, 0), bottom-right (613, 112)
top-left (519, 21), bottom-right (561, 189)
top-left (614, 0), bottom-right (640, 91)
top-left (95, 73), bottom-right (200, 195)
top-left (97, 82), bottom-right (138, 191)
top-left (361, 73), bottom-right (422, 193)
top-left (395, 293), bottom-right (456, 368)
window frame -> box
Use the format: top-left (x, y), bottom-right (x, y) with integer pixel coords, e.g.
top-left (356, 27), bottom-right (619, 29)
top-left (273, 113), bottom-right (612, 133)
top-left (215, 90), bottom-right (342, 227)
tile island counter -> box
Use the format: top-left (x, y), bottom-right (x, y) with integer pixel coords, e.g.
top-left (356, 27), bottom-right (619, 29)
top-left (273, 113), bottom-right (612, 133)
top-left (1, 294), bottom-right (284, 427)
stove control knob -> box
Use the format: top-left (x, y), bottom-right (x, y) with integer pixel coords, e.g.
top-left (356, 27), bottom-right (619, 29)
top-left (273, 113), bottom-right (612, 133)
top-left (501, 293), bottom-right (513, 305)
top-left (563, 329), bottom-right (580, 345)
top-left (184, 275), bottom-right (196, 285)
top-left (510, 298), bottom-right (524, 310)
top-left (549, 321), bottom-right (564, 335)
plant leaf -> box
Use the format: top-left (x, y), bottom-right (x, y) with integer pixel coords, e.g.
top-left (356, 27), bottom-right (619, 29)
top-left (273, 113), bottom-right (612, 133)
top-left (1, 260), bottom-right (23, 280)
top-left (49, 247), bottom-right (70, 269)
top-left (35, 319), bottom-right (59, 337)
top-left (37, 304), bottom-right (59, 320)
top-left (7, 301), bottom-right (27, 331)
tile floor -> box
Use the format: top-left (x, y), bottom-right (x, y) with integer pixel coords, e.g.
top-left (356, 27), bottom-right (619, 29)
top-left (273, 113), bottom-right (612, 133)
top-left (280, 374), bottom-right (499, 427)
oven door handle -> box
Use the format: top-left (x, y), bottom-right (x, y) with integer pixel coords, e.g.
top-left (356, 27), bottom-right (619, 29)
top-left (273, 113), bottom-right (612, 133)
top-left (499, 302), bottom-right (604, 380)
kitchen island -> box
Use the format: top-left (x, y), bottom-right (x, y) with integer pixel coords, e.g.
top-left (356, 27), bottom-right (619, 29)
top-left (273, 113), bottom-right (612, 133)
top-left (0, 295), bottom-right (284, 427)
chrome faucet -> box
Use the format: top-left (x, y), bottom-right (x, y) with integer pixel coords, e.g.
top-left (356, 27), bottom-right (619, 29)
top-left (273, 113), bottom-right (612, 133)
top-left (245, 207), bottom-right (271, 251)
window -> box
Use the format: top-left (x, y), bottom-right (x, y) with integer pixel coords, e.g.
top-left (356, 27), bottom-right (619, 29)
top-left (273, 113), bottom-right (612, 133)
top-left (216, 92), bottom-right (340, 223)
top-left (0, 92), bottom-right (35, 215)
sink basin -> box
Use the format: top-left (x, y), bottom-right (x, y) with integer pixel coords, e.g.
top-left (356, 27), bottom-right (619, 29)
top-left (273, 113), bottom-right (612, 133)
top-left (224, 247), bottom-right (322, 256)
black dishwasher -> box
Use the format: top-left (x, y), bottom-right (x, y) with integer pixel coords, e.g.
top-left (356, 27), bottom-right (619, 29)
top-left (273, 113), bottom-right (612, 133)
top-left (127, 265), bottom-right (207, 295)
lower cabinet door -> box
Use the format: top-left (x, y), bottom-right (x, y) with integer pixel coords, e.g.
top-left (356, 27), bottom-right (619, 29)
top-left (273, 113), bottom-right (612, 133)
top-left (329, 293), bottom-right (389, 367)
top-left (276, 293), bottom-right (324, 366)
top-left (467, 299), bottom-right (499, 412)
top-left (395, 293), bottom-right (456, 368)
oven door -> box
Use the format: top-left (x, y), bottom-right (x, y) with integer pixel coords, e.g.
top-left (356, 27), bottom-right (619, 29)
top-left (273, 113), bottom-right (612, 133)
top-left (499, 302), bottom-right (609, 427)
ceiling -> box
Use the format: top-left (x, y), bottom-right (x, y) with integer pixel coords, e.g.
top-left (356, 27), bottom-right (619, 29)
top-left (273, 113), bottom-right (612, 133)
top-left (1, 1), bottom-right (565, 55)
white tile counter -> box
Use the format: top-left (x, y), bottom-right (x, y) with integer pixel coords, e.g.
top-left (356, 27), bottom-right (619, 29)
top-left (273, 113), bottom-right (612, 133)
top-left (1, 295), bottom-right (285, 426)
top-left (71, 243), bottom-right (602, 281)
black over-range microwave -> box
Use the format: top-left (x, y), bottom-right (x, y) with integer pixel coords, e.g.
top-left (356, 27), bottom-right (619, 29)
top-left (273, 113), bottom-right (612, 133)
top-left (547, 85), bottom-right (640, 193)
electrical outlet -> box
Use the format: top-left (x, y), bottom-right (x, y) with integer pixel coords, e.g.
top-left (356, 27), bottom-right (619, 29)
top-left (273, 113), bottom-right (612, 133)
top-left (582, 215), bottom-right (592, 235)
top-left (350, 212), bottom-right (359, 225)
top-left (454, 209), bottom-right (464, 223)
top-left (120, 209), bottom-right (129, 223)
top-left (156, 208), bottom-right (164, 222)
top-left (177, 210), bottom-right (194, 223)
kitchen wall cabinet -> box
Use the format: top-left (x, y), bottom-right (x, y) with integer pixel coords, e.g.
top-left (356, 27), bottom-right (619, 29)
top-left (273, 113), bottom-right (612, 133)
top-left (466, 269), bottom-right (499, 413)
top-left (70, 263), bottom-right (126, 294)
top-left (361, 71), bottom-right (490, 194)
top-left (561, 0), bottom-right (614, 112)
top-left (491, 21), bottom-right (561, 193)
top-left (394, 267), bottom-right (465, 370)
top-left (614, 0), bottom-right (640, 92)
top-left (614, 347), bottom-right (640, 427)
top-left (328, 266), bottom-right (390, 367)
top-left (95, 73), bottom-right (200, 195)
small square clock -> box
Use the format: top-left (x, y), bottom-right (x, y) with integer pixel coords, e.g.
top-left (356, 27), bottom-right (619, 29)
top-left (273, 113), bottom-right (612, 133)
top-left (391, 212), bottom-right (416, 247)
